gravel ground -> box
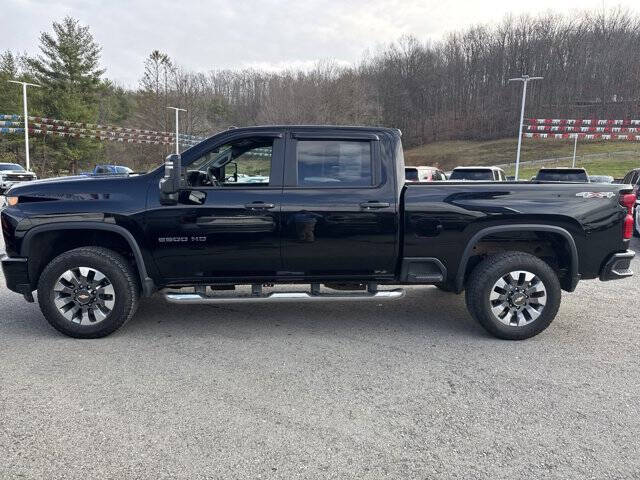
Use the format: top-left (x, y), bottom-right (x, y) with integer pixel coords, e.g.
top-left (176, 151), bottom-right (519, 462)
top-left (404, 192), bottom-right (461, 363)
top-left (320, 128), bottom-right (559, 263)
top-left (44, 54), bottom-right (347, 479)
top-left (1, 233), bottom-right (639, 480)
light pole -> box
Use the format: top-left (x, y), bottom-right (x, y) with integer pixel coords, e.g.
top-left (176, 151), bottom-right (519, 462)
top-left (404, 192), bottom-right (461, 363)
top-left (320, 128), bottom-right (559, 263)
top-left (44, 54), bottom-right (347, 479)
top-left (167, 107), bottom-right (186, 154)
top-left (572, 134), bottom-right (578, 168)
top-left (8, 80), bottom-right (40, 171)
top-left (508, 75), bottom-right (543, 180)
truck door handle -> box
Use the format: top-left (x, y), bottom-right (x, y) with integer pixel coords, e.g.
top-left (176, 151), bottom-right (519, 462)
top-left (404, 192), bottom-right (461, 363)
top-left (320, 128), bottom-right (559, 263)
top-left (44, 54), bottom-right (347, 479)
top-left (360, 201), bottom-right (390, 210)
top-left (244, 202), bottom-right (275, 210)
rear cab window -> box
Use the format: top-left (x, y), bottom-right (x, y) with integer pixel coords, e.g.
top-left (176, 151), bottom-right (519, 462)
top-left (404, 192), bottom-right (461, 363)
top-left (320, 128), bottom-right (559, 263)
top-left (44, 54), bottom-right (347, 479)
top-left (535, 169), bottom-right (589, 182)
top-left (449, 169), bottom-right (494, 181)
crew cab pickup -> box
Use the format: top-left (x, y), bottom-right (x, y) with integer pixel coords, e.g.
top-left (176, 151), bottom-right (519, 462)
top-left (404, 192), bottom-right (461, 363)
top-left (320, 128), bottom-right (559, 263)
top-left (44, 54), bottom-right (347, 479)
top-left (1, 126), bottom-right (636, 340)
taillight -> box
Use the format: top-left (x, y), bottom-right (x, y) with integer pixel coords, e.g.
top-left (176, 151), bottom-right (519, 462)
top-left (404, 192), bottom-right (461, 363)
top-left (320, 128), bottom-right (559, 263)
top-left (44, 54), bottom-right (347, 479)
top-left (620, 193), bottom-right (636, 240)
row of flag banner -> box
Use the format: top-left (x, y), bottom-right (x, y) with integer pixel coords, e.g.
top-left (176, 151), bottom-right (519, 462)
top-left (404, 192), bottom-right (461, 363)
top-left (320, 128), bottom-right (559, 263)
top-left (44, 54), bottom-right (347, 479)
top-left (0, 120), bottom-right (200, 145)
top-left (0, 114), bottom-right (205, 146)
top-left (524, 133), bottom-right (640, 141)
top-left (527, 125), bottom-right (640, 133)
top-left (0, 126), bottom-right (200, 146)
top-left (527, 118), bottom-right (640, 126)
top-left (524, 118), bottom-right (640, 141)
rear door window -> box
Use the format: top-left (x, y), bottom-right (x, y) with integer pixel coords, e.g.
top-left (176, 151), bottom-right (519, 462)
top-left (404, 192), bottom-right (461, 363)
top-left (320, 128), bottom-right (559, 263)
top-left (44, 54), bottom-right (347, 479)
top-left (296, 140), bottom-right (372, 187)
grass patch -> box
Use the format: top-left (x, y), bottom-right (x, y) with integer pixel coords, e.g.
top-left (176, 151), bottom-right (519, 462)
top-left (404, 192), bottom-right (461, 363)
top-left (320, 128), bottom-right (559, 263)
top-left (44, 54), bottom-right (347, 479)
top-left (503, 153), bottom-right (640, 179)
top-left (404, 138), bottom-right (640, 172)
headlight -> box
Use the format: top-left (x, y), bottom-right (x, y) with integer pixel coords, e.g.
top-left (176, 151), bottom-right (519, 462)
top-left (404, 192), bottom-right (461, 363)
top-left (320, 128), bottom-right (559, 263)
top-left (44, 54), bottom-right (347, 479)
top-left (6, 196), bottom-right (19, 206)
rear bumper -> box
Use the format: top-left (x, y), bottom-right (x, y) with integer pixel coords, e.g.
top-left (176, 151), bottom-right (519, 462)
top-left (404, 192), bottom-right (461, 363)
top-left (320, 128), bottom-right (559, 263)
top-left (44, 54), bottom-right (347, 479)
top-left (1, 254), bottom-right (31, 294)
top-left (599, 250), bottom-right (635, 281)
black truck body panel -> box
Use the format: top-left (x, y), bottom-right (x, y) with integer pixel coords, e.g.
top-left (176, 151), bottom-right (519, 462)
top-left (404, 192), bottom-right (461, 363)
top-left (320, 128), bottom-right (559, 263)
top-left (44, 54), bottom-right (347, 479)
top-left (1, 125), bottom-right (634, 298)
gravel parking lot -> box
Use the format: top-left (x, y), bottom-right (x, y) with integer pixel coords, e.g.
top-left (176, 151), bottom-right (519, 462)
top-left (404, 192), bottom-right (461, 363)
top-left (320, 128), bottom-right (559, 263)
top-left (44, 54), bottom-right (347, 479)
top-left (1, 232), bottom-right (639, 479)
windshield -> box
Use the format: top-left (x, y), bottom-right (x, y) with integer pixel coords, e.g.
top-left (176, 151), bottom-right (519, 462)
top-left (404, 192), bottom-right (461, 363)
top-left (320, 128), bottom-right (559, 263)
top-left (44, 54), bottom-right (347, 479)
top-left (405, 168), bottom-right (419, 181)
top-left (450, 169), bottom-right (494, 181)
top-left (0, 163), bottom-right (24, 171)
top-left (536, 170), bottom-right (588, 182)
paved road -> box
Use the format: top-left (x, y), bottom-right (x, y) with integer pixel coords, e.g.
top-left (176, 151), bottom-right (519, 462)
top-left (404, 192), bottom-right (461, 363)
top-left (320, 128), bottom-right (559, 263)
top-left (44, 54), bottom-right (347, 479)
top-left (1, 234), bottom-right (639, 479)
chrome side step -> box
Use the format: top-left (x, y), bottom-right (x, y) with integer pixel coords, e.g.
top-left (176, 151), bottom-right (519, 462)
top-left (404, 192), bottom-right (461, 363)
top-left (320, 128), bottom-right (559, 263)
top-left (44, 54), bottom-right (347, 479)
top-left (163, 284), bottom-right (405, 304)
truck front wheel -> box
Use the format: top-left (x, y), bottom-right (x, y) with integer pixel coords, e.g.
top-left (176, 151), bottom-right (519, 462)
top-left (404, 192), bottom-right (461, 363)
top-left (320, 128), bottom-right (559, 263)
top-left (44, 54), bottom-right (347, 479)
top-left (465, 252), bottom-right (561, 340)
top-left (37, 247), bottom-right (139, 338)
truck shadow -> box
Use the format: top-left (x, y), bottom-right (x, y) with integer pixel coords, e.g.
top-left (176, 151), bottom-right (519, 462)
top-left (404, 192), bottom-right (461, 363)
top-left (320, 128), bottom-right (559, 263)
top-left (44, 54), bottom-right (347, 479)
top-left (125, 286), bottom-right (490, 340)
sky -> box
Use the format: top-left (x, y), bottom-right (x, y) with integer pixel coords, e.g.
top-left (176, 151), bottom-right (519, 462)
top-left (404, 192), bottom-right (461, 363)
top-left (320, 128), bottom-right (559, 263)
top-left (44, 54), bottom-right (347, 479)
top-left (3, 0), bottom-right (639, 87)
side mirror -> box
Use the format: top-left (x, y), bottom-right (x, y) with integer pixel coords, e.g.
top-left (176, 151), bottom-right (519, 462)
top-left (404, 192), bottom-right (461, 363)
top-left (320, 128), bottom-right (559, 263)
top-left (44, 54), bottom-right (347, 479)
top-left (159, 154), bottom-right (182, 205)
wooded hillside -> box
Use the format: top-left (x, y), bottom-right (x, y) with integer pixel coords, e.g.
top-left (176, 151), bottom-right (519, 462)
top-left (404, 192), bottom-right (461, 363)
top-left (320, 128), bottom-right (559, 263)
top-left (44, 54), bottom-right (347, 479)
top-left (1, 9), bottom-right (639, 174)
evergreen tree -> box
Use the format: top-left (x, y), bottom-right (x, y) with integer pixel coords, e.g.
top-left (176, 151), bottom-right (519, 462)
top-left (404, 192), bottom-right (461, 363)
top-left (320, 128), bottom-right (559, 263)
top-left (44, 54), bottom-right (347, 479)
top-left (27, 17), bottom-right (106, 173)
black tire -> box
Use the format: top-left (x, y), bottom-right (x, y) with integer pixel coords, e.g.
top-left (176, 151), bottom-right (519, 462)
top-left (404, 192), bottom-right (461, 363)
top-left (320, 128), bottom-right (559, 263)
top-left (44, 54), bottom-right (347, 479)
top-left (465, 251), bottom-right (561, 340)
top-left (634, 206), bottom-right (639, 238)
top-left (37, 247), bottom-right (139, 338)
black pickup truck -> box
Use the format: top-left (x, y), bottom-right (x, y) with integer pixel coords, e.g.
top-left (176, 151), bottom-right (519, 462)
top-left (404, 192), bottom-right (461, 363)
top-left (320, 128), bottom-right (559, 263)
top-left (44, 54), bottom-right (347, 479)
top-left (1, 126), bottom-right (636, 340)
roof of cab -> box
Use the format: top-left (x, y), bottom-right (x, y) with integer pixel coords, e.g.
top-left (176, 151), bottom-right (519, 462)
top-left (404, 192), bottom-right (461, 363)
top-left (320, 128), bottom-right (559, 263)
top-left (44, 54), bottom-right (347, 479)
top-left (219, 125), bottom-right (401, 135)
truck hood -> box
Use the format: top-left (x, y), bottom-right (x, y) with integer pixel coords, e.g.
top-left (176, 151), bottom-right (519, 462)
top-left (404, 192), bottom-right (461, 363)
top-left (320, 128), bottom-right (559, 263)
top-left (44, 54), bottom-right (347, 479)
top-left (6, 173), bottom-right (147, 198)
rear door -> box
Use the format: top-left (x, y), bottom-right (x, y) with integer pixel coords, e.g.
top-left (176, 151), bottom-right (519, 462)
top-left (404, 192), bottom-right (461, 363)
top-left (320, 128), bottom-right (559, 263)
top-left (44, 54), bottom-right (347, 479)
top-left (280, 130), bottom-right (398, 278)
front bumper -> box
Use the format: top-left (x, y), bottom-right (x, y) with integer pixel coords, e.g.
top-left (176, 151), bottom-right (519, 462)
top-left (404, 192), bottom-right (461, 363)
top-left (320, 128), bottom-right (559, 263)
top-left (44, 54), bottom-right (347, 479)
top-left (1, 254), bottom-right (31, 295)
top-left (599, 250), bottom-right (635, 281)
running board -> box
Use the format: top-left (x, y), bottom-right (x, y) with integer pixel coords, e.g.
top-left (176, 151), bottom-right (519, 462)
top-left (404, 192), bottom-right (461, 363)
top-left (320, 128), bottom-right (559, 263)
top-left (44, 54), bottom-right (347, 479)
top-left (163, 286), bottom-right (405, 304)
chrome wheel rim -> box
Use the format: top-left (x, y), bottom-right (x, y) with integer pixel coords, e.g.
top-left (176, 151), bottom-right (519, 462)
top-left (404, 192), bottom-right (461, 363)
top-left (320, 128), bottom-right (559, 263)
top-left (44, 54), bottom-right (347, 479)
top-left (489, 270), bottom-right (546, 327)
top-left (53, 267), bottom-right (115, 325)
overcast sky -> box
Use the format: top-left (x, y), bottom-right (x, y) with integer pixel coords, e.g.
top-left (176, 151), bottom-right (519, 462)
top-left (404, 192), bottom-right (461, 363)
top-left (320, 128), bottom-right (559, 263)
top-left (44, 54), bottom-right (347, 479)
top-left (4, 0), bottom-right (639, 87)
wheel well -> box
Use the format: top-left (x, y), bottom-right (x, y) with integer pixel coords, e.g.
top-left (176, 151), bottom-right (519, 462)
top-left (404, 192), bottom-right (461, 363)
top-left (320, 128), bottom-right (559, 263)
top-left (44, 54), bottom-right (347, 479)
top-left (462, 231), bottom-right (574, 290)
top-left (26, 229), bottom-right (140, 289)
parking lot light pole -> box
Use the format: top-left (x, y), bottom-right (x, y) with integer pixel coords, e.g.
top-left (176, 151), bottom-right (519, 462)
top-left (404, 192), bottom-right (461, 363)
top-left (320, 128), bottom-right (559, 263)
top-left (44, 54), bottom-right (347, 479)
top-left (508, 75), bottom-right (543, 180)
top-left (572, 134), bottom-right (578, 167)
top-left (167, 107), bottom-right (187, 154)
top-left (8, 80), bottom-right (40, 171)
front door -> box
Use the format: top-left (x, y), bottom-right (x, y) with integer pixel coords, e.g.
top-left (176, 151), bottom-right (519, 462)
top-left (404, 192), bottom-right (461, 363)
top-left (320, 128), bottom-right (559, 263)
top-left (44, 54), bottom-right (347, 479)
top-left (146, 133), bottom-right (285, 281)
top-left (280, 131), bottom-right (398, 278)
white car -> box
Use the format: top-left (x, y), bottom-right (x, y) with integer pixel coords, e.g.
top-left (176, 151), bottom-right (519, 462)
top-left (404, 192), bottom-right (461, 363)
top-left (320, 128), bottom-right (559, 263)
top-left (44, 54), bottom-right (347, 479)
top-left (449, 166), bottom-right (507, 181)
top-left (0, 163), bottom-right (38, 194)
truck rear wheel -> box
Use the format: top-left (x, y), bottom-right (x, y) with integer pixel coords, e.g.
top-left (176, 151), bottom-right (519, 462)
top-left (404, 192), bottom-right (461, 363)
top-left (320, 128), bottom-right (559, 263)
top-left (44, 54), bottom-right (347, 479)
top-left (465, 251), bottom-right (561, 340)
top-left (37, 247), bottom-right (139, 338)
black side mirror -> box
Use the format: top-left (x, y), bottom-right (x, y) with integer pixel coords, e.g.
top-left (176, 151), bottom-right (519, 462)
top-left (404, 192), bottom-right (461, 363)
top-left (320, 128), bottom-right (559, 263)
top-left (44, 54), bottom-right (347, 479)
top-left (159, 154), bottom-right (182, 205)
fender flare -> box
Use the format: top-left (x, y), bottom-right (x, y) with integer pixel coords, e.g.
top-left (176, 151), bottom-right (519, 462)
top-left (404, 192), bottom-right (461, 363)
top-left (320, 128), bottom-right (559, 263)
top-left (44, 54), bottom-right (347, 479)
top-left (454, 224), bottom-right (579, 293)
top-left (20, 222), bottom-right (155, 296)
